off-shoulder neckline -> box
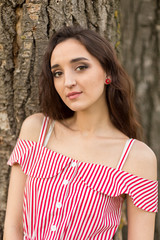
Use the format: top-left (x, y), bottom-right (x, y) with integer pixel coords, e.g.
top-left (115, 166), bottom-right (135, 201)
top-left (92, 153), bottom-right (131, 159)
top-left (17, 138), bottom-right (157, 183)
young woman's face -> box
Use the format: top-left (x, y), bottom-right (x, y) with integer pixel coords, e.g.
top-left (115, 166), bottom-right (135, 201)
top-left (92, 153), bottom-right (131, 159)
top-left (50, 38), bottom-right (107, 112)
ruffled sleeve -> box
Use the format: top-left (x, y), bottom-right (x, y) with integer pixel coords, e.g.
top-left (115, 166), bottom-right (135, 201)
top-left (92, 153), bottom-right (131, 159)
top-left (7, 139), bottom-right (72, 178)
top-left (7, 139), bottom-right (35, 174)
top-left (121, 172), bottom-right (158, 212)
top-left (78, 163), bottom-right (158, 213)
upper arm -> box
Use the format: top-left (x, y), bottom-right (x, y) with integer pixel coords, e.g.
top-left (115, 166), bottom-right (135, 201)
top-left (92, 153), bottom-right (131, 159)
top-left (127, 195), bottom-right (156, 240)
top-left (4, 113), bottom-right (45, 236)
top-left (4, 164), bottom-right (27, 235)
top-left (19, 112), bottom-right (45, 141)
top-left (126, 140), bottom-right (157, 240)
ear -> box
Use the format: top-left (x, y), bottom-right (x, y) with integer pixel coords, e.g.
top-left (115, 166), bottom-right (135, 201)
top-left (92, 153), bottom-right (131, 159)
top-left (105, 75), bottom-right (112, 85)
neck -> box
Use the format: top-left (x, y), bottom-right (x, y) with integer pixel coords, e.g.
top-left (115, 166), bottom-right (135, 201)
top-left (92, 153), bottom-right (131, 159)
top-left (70, 103), bottom-right (115, 137)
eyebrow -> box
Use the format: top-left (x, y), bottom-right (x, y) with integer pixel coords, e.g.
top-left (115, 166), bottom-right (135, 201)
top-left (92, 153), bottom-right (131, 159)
top-left (51, 57), bottom-right (89, 70)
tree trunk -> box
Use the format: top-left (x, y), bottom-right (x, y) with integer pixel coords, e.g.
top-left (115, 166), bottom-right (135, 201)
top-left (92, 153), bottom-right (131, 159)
top-left (120, 0), bottom-right (160, 239)
top-left (0, 0), bottom-right (121, 239)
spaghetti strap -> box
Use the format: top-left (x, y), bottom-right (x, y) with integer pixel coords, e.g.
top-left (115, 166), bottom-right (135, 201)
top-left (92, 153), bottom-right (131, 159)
top-left (38, 116), bottom-right (50, 145)
top-left (116, 138), bottom-right (135, 171)
top-left (43, 120), bottom-right (55, 147)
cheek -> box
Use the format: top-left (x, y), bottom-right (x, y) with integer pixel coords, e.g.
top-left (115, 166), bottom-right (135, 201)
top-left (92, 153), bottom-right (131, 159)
top-left (88, 77), bottom-right (105, 94)
top-left (89, 81), bottom-right (105, 100)
top-left (54, 81), bottom-right (68, 104)
top-left (54, 80), bottom-right (62, 95)
top-left (89, 69), bottom-right (105, 86)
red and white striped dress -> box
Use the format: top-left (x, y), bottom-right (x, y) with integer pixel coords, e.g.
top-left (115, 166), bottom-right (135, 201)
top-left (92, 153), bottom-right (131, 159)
top-left (8, 116), bottom-right (158, 240)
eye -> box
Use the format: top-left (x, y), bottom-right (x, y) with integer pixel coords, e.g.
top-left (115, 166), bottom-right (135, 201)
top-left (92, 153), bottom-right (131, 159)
top-left (76, 65), bottom-right (88, 71)
top-left (52, 71), bottom-right (63, 78)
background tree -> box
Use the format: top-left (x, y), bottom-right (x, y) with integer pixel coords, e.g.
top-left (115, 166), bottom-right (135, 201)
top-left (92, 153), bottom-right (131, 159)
top-left (0, 0), bottom-right (159, 239)
top-left (120, 0), bottom-right (160, 239)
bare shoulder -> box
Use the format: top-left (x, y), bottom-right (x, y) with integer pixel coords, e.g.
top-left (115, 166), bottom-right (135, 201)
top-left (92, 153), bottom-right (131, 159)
top-left (123, 139), bottom-right (157, 181)
top-left (19, 113), bottom-right (46, 142)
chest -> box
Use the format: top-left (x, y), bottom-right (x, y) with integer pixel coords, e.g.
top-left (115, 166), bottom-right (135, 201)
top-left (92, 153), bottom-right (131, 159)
top-left (46, 132), bottom-right (125, 168)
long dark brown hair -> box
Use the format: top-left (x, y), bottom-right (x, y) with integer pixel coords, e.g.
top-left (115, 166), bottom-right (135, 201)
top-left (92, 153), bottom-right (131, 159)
top-left (39, 25), bottom-right (142, 139)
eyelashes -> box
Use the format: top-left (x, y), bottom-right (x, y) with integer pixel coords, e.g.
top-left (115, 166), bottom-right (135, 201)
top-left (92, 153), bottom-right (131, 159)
top-left (52, 64), bottom-right (89, 78)
top-left (76, 65), bottom-right (88, 71)
top-left (52, 71), bottom-right (63, 78)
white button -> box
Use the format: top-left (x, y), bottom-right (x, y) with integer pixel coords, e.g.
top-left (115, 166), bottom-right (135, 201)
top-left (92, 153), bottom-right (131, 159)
top-left (71, 161), bottom-right (77, 167)
top-left (63, 179), bottom-right (69, 185)
top-left (56, 202), bottom-right (62, 208)
top-left (51, 225), bottom-right (56, 231)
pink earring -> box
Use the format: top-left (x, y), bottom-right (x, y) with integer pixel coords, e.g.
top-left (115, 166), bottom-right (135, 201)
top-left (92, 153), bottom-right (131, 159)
top-left (105, 76), bottom-right (111, 85)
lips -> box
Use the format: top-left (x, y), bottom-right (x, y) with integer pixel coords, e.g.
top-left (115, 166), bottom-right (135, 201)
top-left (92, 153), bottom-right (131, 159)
top-left (66, 91), bottom-right (82, 100)
top-left (67, 92), bottom-right (81, 97)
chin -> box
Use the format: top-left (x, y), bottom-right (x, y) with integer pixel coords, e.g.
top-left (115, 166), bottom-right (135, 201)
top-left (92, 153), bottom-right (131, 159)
top-left (68, 106), bottom-right (85, 112)
top-left (66, 103), bottom-right (91, 112)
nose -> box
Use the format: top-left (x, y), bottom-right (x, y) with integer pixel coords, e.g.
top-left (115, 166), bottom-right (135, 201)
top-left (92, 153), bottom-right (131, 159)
top-left (64, 71), bottom-right (76, 88)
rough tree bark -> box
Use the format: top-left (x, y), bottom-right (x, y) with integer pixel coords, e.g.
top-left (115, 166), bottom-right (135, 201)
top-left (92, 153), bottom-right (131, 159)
top-left (120, 0), bottom-right (160, 239)
top-left (0, 0), bottom-right (122, 239)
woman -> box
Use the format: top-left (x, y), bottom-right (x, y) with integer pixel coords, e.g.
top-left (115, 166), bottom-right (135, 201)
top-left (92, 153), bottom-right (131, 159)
top-left (4, 25), bottom-right (158, 240)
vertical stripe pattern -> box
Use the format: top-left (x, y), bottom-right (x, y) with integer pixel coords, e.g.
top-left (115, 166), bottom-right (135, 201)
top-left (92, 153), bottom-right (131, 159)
top-left (7, 117), bottom-right (158, 240)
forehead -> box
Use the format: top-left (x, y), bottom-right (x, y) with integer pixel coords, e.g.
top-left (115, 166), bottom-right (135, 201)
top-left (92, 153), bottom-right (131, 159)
top-left (50, 38), bottom-right (92, 63)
